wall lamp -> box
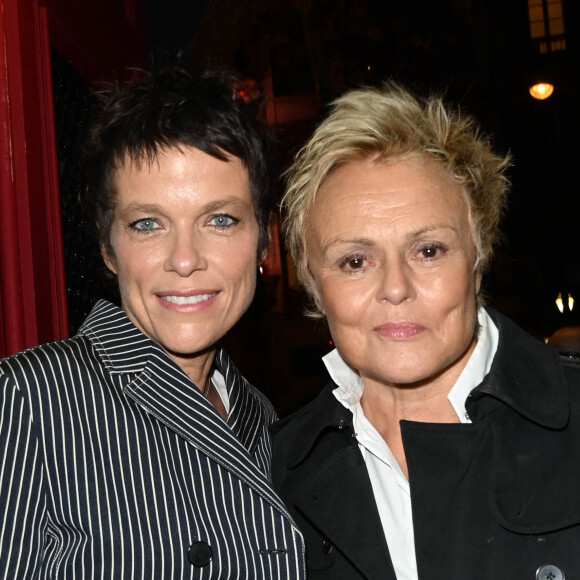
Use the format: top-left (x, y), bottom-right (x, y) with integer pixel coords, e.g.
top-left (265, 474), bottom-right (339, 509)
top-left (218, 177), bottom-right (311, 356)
top-left (529, 82), bottom-right (554, 100)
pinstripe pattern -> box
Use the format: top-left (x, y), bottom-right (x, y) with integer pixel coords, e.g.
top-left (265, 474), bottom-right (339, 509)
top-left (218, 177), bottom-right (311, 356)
top-left (0, 300), bottom-right (305, 579)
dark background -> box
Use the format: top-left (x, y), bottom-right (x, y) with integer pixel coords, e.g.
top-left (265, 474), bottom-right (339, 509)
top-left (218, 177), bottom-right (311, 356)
top-left (53, 0), bottom-right (580, 414)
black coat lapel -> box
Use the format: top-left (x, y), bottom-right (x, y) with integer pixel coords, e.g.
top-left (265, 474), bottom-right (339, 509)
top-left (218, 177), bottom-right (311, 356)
top-left (294, 445), bottom-right (395, 579)
top-left (272, 386), bottom-right (394, 579)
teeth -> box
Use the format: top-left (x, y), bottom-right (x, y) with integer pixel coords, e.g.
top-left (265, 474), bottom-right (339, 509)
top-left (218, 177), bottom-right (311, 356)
top-left (161, 293), bottom-right (216, 305)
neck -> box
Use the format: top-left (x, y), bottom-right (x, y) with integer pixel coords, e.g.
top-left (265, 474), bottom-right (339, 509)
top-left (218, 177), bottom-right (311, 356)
top-left (168, 347), bottom-right (227, 420)
top-left (361, 379), bottom-right (460, 426)
top-left (358, 337), bottom-right (477, 479)
top-left (167, 346), bottom-right (217, 392)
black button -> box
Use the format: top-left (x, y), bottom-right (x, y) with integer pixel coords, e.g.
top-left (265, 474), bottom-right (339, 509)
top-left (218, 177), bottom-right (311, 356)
top-left (322, 539), bottom-right (334, 554)
top-left (536, 563), bottom-right (565, 580)
top-left (188, 541), bottom-right (213, 567)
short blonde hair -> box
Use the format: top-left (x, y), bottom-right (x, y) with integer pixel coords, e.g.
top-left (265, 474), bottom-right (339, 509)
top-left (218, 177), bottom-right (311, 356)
top-left (283, 81), bottom-right (511, 314)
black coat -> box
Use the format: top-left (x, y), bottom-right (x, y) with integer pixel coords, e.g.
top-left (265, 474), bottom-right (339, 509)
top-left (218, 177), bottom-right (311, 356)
top-left (271, 309), bottom-right (580, 579)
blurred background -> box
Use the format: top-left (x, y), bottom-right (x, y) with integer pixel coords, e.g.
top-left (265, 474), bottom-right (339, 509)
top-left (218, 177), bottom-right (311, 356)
top-left (2, 0), bottom-right (579, 413)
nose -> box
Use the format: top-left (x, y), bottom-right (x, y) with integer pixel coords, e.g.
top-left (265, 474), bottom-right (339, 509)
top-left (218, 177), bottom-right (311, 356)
top-left (164, 229), bottom-right (208, 276)
top-left (377, 257), bottom-right (414, 305)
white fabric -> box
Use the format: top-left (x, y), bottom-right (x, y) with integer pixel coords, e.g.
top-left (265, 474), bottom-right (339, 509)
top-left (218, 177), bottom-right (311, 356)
top-left (211, 368), bottom-right (231, 413)
top-left (324, 308), bottom-right (499, 580)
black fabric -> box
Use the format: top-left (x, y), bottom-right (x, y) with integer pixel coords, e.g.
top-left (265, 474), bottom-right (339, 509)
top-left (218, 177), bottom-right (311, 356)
top-left (271, 308), bottom-right (580, 579)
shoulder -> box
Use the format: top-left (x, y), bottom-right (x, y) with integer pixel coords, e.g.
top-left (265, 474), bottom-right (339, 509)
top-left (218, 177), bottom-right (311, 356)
top-left (271, 383), bottom-right (339, 438)
top-left (0, 334), bottom-right (96, 385)
top-left (562, 358), bottom-right (580, 398)
top-left (243, 378), bottom-right (278, 421)
top-left (270, 383), bottom-right (354, 478)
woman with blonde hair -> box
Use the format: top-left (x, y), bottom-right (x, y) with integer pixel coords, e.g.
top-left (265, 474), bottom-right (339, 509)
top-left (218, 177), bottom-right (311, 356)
top-left (272, 82), bottom-right (580, 580)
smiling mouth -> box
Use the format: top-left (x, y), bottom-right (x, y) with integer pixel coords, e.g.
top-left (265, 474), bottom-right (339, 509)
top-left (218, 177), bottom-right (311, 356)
top-left (159, 293), bottom-right (218, 305)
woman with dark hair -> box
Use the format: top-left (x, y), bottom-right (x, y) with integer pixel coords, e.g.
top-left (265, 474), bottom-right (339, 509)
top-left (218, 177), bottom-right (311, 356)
top-left (0, 67), bottom-right (305, 579)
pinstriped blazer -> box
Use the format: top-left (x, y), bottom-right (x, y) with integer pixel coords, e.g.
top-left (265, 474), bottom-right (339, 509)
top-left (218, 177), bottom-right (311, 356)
top-left (0, 300), bottom-right (305, 579)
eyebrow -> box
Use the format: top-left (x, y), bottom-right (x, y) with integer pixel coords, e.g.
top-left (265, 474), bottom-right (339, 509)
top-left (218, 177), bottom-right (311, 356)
top-left (201, 197), bottom-right (253, 213)
top-left (320, 225), bottom-right (460, 253)
top-left (406, 225), bottom-right (459, 240)
top-left (121, 203), bottom-right (163, 215)
top-left (320, 237), bottom-right (374, 254)
top-left (120, 196), bottom-right (253, 215)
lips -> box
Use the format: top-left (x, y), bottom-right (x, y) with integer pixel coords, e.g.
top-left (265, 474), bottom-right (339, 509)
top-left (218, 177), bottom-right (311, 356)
top-left (373, 322), bottom-right (426, 340)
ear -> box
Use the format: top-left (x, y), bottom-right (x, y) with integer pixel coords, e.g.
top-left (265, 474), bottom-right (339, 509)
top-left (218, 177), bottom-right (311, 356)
top-left (258, 220), bottom-right (274, 264)
top-left (101, 243), bottom-right (118, 276)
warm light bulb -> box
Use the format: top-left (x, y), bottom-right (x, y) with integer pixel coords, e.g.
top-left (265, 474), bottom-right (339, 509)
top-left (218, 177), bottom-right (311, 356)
top-left (556, 291), bottom-right (564, 313)
top-left (529, 83), bottom-right (554, 100)
top-left (569, 293), bottom-right (574, 312)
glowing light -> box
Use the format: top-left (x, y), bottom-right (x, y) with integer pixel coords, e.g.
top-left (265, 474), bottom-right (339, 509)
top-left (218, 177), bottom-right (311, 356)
top-left (569, 293), bottom-right (575, 312)
top-left (529, 83), bottom-right (554, 100)
top-left (556, 292), bottom-right (564, 313)
top-left (259, 266), bottom-right (264, 275)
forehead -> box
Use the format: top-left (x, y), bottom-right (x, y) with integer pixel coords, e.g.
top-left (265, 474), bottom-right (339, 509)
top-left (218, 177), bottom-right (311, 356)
top-left (110, 146), bottom-right (252, 205)
top-left (305, 158), bottom-right (475, 258)
top-left (306, 156), bottom-right (471, 241)
top-left (115, 145), bottom-right (247, 180)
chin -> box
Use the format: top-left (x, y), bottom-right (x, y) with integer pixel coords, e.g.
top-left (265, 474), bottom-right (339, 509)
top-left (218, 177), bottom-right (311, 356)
top-left (368, 361), bottom-right (437, 387)
top-left (163, 341), bottom-right (215, 358)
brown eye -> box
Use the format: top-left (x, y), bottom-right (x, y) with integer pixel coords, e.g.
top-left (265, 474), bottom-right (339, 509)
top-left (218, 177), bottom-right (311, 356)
top-left (419, 245), bottom-right (441, 259)
top-left (339, 254), bottom-right (367, 271)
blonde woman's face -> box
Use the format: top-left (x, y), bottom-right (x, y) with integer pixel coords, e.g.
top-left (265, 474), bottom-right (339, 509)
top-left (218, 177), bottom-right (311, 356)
top-left (306, 157), bottom-right (480, 388)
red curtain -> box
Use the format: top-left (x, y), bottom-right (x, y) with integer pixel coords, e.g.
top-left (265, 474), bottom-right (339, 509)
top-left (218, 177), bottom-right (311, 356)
top-left (0, 0), bottom-right (68, 356)
top-left (0, 0), bottom-right (148, 357)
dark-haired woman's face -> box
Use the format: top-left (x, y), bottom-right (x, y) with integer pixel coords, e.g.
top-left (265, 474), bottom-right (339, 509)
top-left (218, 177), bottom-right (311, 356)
top-left (102, 146), bottom-right (259, 371)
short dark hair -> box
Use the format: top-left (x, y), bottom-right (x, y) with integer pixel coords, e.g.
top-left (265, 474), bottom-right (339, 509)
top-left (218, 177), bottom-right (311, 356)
top-left (82, 66), bottom-right (276, 259)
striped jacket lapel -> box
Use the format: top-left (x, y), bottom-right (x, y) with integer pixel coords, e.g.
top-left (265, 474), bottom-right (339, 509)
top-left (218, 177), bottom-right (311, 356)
top-left (216, 348), bottom-right (269, 454)
top-left (81, 300), bottom-right (291, 519)
top-left (79, 300), bottom-right (153, 373)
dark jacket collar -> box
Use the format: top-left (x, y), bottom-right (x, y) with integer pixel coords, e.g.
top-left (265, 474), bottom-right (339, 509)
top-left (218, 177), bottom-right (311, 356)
top-left (272, 385), bottom-right (352, 469)
top-left (276, 307), bottom-right (569, 469)
top-left (470, 307), bottom-right (568, 428)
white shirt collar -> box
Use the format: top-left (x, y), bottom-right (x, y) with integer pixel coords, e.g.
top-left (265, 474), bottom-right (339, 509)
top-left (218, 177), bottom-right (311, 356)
top-left (323, 307), bottom-right (499, 422)
top-left (448, 308), bottom-right (498, 422)
top-left (210, 368), bottom-right (230, 413)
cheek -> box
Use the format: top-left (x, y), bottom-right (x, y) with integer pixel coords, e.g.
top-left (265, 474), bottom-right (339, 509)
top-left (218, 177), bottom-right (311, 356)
top-left (115, 248), bottom-right (158, 284)
top-left (420, 266), bottom-right (476, 305)
top-left (429, 274), bottom-right (478, 339)
top-left (221, 244), bottom-right (258, 291)
top-left (319, 278), bottom-right (369, 326)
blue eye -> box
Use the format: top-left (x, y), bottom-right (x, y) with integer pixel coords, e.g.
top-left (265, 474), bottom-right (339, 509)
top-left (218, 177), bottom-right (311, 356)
top-left (130, 218), bottom-right (159, 231)
top-left (210, 214), bottom-right (239, 228)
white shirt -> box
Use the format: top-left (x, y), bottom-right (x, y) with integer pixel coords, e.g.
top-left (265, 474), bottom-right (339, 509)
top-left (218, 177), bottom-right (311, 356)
top-left (323, 308), bottom-right (499, 580)
top-left (211, 367), bottom-right (231, 413)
